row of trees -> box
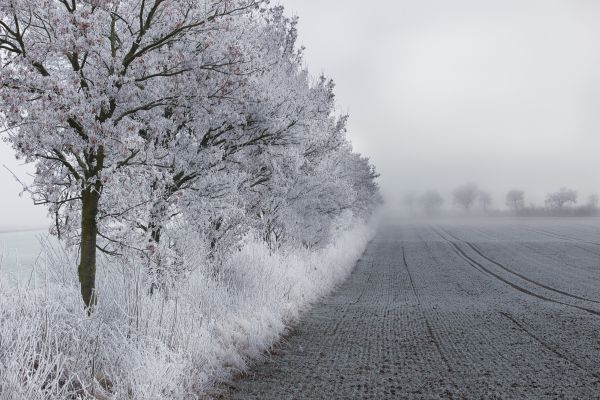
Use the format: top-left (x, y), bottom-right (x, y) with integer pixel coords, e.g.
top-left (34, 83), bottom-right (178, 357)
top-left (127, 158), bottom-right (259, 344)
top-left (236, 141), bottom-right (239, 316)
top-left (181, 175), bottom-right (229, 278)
top-left (404, 185), bottom-right (598, 216)
top-left (505, 188), bottom-right (598, 216)
top-left (0, 1), bottom-right (380, 309)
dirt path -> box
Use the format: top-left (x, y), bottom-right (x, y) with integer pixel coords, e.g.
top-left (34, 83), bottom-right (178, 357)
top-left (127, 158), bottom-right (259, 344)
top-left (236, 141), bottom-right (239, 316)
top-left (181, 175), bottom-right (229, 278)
top-left (228, 221), bottom-right (600, 399)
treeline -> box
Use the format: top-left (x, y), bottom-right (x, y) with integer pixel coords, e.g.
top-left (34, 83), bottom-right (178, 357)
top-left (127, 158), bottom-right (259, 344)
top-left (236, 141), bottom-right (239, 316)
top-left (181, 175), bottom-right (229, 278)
top-left (0, 1), bottom-right (381, 309)
top-left (505, 188), bottom-right (598, 217)
top-left (404, 184), bottom-right (598, 217)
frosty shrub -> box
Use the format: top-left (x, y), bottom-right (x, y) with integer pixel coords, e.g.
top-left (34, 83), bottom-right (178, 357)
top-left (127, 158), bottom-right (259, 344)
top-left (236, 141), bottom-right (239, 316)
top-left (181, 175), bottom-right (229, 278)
top-left (0, 223), bottom-right (375, 399)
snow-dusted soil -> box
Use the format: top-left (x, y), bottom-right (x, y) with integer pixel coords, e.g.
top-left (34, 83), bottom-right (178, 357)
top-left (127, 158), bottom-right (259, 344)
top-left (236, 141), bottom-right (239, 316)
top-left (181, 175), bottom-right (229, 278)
top-left (228, 219), bottom-right (600, 399)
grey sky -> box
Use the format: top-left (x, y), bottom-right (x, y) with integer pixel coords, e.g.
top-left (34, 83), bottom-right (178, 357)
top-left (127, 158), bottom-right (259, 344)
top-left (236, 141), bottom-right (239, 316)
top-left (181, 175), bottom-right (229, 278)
top-left (279, 0), bottom-right (600, 209)
top-left (2, 0), bottom-right (600, 227)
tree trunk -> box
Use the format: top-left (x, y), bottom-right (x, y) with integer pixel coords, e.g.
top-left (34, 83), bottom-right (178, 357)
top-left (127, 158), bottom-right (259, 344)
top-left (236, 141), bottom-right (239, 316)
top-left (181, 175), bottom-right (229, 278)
top-left (150, 221), bottom-right (161, 244)
top-left (79, 186), bottom-right (100, 311)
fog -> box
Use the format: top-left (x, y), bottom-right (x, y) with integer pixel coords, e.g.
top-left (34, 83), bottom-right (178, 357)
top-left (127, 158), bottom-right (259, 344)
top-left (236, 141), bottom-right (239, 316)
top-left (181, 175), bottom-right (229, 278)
top-left (0, 142), bottom-right (47, 229)
top-left (279, 0), bottom-right (600, 213)
top-left (2, 0), bottom-right (600, 227)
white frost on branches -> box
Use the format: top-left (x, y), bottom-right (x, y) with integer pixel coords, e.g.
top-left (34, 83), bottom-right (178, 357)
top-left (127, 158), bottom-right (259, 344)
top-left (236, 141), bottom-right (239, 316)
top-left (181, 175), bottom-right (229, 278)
top-left (0, 1), bottom-right (381, 396)
top-left (1, 0), bottom-right (381, 277)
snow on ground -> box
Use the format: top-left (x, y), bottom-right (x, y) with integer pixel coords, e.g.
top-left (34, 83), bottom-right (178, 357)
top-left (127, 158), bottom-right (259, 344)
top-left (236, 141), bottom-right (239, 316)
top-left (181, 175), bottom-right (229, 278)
top-left (230, 218), bottom-right (600, 399)
top-left (0, 223), bottom-right (375, 399)
top-left (0, 229), bottom-right (47, 281)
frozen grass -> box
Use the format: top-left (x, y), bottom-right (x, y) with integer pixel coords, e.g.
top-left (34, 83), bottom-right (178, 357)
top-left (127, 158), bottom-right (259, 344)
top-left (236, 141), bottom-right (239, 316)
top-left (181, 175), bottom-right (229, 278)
top-left (0, 222), bottom-right (374, 399)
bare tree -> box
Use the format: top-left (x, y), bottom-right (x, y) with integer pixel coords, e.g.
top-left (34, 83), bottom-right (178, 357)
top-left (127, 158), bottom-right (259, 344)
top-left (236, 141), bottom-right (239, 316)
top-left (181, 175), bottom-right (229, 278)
top-left (419, 190), bottom-right (444, 216)
top-left (545, 188), bottom-right (577, 209)
top-left (506, 190), bottom-right (525, 212)
top-left (452, 183), bottom-right (479, 211)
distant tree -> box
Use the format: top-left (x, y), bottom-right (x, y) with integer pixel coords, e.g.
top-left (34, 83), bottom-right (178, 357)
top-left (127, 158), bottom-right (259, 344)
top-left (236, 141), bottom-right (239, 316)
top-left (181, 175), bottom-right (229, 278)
top-left (452, 183), bottom-right (479, 211)
top-left (419, 190), bottom-right (444, 216)
top-left (588, 194), bottom-right (599, 210)
top-left (506, 190), bottom-right (525, 211)
top-left (545, 188), bottom-right (577, 209)
top-left (478, 190), bottom-right (493, 212)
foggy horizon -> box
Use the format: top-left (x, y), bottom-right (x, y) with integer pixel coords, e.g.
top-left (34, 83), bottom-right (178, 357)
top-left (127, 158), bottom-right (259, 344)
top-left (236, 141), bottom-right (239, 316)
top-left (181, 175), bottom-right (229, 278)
top-left (3, 0), bottom-right (600, 227)
top-left (280, 0), bottom-right (600, 212)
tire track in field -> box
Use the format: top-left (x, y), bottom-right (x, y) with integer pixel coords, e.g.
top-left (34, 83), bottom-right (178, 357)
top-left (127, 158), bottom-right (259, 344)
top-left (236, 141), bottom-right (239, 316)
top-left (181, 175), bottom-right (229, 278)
top-left (465, 241), bottom-right (600, 304)
top-left (430, 226), bottom-right (600, 318)
top-left (523, 226), bottom-right (600, 261)
top-left (232, 224), bottom-right (600, 399)
top-left (469, 225), bottom-right (600, 278)
top-left (512, 240), bottom-right (600, 277)
top-left (397, 237), bottom-right (466, 398)
top-left (405, 231), bottom-right (549, 399)
top-left (526, 226), bottom-right (600, 250)
top-left (499, 311), bottom-right (600, 382)
top-left (526, 228), bottom-right (600, 259)
top-left (437, 225), bottom-right (600, 305)
top-left (401, 240), bottom-right (500, 399)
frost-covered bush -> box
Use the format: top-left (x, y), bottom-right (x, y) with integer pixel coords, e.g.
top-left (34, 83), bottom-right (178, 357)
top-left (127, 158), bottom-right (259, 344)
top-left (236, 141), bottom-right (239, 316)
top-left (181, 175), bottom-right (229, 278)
top-left (0, 222), bottom-right (374, 399)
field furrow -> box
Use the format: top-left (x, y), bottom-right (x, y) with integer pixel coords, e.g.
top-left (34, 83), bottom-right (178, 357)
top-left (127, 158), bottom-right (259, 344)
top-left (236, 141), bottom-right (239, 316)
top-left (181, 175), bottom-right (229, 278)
top-left (229, 220), bottom-right (600, 399)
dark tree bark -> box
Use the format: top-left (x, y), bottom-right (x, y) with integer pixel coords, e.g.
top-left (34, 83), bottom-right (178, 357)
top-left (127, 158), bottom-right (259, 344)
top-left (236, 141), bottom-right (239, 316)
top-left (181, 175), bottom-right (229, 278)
top-left (79, 185), bottom-right (100, 311)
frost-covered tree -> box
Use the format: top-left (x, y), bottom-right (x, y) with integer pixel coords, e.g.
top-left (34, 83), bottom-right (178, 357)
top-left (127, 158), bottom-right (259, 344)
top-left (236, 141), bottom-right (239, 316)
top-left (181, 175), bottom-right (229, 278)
top-left (506, 190), bottom-right (525, 211)
top-left (452, 183), bottom-right (478, 211)
top-left (1, 1), bottom-right (381, 309)
top-left (0, 0), bottom-right (264, 308)
top-left (240, 80), bottom-right (356, 249)
top-left (139, 11), bottom-right (359, 256)
top-left (134, 7), bottom-right (299, 268)
top-left (545, 188), bottom-right (577, 209)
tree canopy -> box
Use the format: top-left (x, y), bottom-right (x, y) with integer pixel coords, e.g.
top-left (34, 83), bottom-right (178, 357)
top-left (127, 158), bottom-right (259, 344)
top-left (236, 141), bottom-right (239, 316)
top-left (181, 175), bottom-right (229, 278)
top-left (0, 0), bottom-right (381, 308)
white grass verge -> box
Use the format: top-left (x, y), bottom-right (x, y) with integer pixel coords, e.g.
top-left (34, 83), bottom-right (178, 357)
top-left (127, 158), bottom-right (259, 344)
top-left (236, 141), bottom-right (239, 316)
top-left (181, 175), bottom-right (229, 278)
top-left (0, 222), bottom-right (374, 399)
